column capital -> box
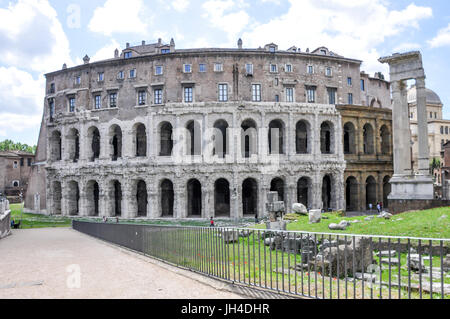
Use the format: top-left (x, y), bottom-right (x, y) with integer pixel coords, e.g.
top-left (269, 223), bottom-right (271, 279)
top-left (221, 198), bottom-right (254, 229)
top-left (415, 76), bottom-right (426, 89)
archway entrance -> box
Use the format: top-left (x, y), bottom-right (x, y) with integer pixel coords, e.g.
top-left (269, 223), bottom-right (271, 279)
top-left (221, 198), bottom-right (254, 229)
top-left (366, 176), bottom-right (377, 209)
top-left (187, 179), bottom-right (202, 217)
top-left (214, 179), bottom-right (230, 217)
top-left (136, 180), bottom-right (147, 217)
top-left (297, 177), bottom-right (310, 208)
top-left (322, 175), bottom-right (332, 211)
top-left (345, 177), bottom-right (358, 211)
top-left (161, 179), bottom-right (174, 217)
top-left (242, 178), bottom-right (258, 216)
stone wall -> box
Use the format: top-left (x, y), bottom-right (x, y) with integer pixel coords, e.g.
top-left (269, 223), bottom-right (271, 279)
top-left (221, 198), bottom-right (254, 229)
top-left (0, 199), bottom-right (11, 239)
top-left (388, 198), bottom-right (450, 214)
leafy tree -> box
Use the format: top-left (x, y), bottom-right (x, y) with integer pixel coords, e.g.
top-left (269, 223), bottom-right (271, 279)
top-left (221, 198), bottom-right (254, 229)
top-left (0, 139), bottom-right (36, 154)
top-left (430, 157), bottom-right (441, 175)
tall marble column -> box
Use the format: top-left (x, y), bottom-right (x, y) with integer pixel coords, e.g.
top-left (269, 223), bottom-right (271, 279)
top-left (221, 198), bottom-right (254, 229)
top-left (415, 76), bottom-right (430, 175)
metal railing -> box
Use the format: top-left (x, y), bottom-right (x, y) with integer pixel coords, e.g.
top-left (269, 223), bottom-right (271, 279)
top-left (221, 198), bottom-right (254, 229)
top-left (73, 220), bottom-right (450, 299)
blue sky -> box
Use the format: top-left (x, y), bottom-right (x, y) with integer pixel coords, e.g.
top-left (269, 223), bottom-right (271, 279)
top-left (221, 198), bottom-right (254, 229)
top-left (0, 0), bottom-right (449, 146)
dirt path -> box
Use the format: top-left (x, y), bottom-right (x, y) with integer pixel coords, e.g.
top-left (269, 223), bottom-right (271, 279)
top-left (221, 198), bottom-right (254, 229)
top-left (0, 228), bottom-right (243, 299)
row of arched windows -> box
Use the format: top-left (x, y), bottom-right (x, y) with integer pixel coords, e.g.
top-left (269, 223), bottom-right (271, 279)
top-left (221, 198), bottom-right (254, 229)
top-left (343, 122), bottom-right (391, 155)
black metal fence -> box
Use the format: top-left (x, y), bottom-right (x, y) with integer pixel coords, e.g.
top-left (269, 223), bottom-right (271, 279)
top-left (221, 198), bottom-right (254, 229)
top-left (73, 220), bottom-right (450, 299)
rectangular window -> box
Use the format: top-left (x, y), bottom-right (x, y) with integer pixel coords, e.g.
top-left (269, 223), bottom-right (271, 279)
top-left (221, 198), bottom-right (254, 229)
top-left (138, 90), bottom-right (146, 105)
top-left (430, 112), bottom-right (433, 119)
top-left (75, 76), bottom-right (81, 85)
top-left (306, 86), bottom-right (316, 103)
top-left (183, 64), bottom-right (192, 73)
top-left (361, 79), bottom-right (365, 91)
top-left (49, 83), bottom-right (55, 94)
top-left (285, 64), bottom-right (292, 73)
top-left (184, 87), bottom-right (193, 103)
top-left (441, 126), bottom-right (444, 134)
top-left (348, 93), bottom-right (353, 105)
top-left (20, 158), bottom-right (24, 167)
top-left (109, 92), bottom-right (117, 108)
top-left (347, 77), bottom-right (352, 86)
top-left (307, 65), bottom-right (314, 74)
top-left (199, 64), bottom-right (206, 72)
top-left (286, 87), bottom-right (294, 102)
top-left (252, 84), bottom-right (261, 102)
top-left (117, 71), bottom-right (124, 80)
top-left (98, 72), bottom-right (104, 82)
top-left (270, 64), bottom-right (278, 73)
top-left (129, 69), bottom-right (136, 78)
top-left (218, 84), bottom-right (228, 102)
top-left (154, 88), bottom-right (163, 104)
top-left (161, 49), bottom-right (170, 54)
top-left (27, 158), bottom-right (32, 166)
top-left (246, 63), bottom-right (253, 75)
top-left (155, 66), bottom-right (163, 75)
top-left (214, 63), bottom-right (223, 72)
top-left (327, 87), bottom-right (337, 104)
top-left (69, 97), bottom-right (76, 112)
top-left (275, 95), bottom-right (279, 102)
top-left (124, 52), bottom-right (132, 59)
top-left (49, 99), bottom-right (55, 120)
top-left (446, 127), bottom-right (449, 135)
top-left (94, 95), bottom-right (101, 109)
top-left (326, 67), bottom-right (332, 77)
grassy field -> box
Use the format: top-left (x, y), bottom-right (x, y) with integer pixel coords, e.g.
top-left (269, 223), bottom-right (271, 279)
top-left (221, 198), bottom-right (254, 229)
top-left (254, 207), bottom-right (450, 239)
top-left (10, 203), bottom-right (72, 229)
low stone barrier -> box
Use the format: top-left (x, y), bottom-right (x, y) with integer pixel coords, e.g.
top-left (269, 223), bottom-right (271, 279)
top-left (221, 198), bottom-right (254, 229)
top-left (0, 199), bottom-right (11, 239)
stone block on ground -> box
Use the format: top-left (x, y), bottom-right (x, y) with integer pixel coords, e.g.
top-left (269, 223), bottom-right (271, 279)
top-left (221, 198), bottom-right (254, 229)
top-left (292, 203), bottom-right (308, 215)
top-left (265, 221), bottom-right (287, 231)
top-left (308, 209), bottom-right (322, 223)
top-left (222, 230), bottom-right (239, 243)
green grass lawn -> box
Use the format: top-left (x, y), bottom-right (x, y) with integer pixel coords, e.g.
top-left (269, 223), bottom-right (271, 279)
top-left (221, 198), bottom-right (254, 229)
top-left (10, 203), bottom-right (72, 229)
top-left (254, 207), bottom-right (450, 239)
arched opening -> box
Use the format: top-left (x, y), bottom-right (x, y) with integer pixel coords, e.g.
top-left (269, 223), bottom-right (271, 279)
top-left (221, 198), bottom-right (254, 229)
top-left (383, 176), bottom-right (391, 209)
top-left (113, 180), bottom-right (122, 217)
top-left (134, 123), bottom-right (147, 157)
top-left (363, 123), bottom-right (374, 155)
top-left (270, 177), bottom-right (285, 203)
top-left (242, 178), bottom-right (258, 217)
top-left (50, 131), bottom-right (62, 161)
top-left (320, 122), bottom-right (333, 154)
top-left (187, 179), bottom-right (202, 217)
top-left (161, 179), bottom-right (174, 217)
top-left (297, 177), bottom-right (311, 208)
top-left (214, 178), bottom-right (230, 217)
top-left (322, 175), bottom-right (332, 211)
top-left (345, 176), bottom-right (358, 211)
top-left (296, 120), bottom-right (309, 154)
top-left (380, 125), bottom-right (390, 155)
top-left (186, 120), bottom-right (202, 156)
top-left (213, 120), bottom-right (229, 158)
top-left (268, 119), bottom-right (285, 155)
top-left (52, 181), bottom-right (62, 215)
top-left (86, 180), bottom-right (100, 216)
top-left (343, 122), bottom-right (356, 154)
top-left (241, 119), bottom-right (257, 158)
top-left (67, 181), bottom-right (80, 216)
top-left (67, 128), bottom-right (80, 162)
top-left (366, 176), bottom-right (377, 209)
top-left (87, 126), bottom-right (100, 162)
top-left (109, 125), bottom-right (122, 161)
top-left (136, 180), bottom-right (148, 217)
top-left (160, 122), bottom-right (173, 156)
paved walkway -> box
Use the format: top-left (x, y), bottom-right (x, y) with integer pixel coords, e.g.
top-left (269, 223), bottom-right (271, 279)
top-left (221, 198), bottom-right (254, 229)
top-left (0, 228), bottom-right (243, 299)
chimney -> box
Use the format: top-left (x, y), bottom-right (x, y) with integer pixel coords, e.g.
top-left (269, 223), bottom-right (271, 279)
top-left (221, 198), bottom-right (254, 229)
top-left (114, 48), bottom-right (119, 58)
top-left (170, 38), bottom-right (175, 51)
top-left (83, 55), bottom-right (90, 64)
top-left (306, 48), bottom-right (309, 53)
top-left (126, 42), bottom-right (130, 48)
top-left (237, 38), bottom-right (243, 49)
top-left (158, 38), bottom-right (162, 45)
top-left (62, 63), bottom-right (67, 70)
top-left (142, 40), bottom-right (146, 46)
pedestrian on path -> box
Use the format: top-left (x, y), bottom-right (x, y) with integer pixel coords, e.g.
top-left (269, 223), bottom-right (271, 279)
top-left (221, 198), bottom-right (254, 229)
top-left (210, 217), bottom-right (215, 227)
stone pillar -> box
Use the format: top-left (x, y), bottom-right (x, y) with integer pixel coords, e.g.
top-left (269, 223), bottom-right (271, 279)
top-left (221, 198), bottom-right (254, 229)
top-left (415, 76), bottom-right (430, 175)
top-left (122, 180), bottom-right (134, 218)
top-left (204, 181), bottom-right (212, 219)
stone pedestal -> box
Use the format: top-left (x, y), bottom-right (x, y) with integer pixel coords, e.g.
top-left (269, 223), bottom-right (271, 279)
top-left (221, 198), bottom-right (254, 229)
top-left (388, 174), bottom-right (434, 200)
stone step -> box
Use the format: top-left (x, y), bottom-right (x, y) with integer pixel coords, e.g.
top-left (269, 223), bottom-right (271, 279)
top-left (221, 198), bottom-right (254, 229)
top-left (381, 258), bottom-right (400, 265)
top-left (378, 250), bottom-right (398, 257)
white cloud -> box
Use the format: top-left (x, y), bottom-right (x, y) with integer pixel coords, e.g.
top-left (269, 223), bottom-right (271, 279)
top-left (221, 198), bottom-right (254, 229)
top-left (91, 39), bottom-right (122, 63)
top-left (88, 0), bottom-right (149, 36)
top-left (0, 0), bottom-right (72, 72)
top-left (428, 23), bottom-right (450, 48)
top-left (240, 0), bottom-right (432, 75)
top-left (392, 42), bottom-right (421, 52)
top-left (172, 0), bottom-right (190, 12)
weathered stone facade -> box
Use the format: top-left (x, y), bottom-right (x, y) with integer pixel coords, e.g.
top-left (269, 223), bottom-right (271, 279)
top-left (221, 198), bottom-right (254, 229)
top-left (39, 40), bottom-right (392, 218)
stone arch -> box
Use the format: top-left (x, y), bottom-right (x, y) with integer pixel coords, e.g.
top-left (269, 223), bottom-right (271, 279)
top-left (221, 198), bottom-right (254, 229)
top-left (159, 122), bottom-right (173, 156)
top-left (87, 126), bottom-right (100, 162)
top-left (268, 119), bottom-right (285, 155)
top-left (187, 179), bottom-right (202, 217)
top-left (370, 98), bottom-right (382, 108)
top-left (322, 175), bottom-right (332, 211)
top-left (109, 124), bottom-right (122, 161)
top-left (50, 130), bottom-right (62, 161)
top-left (133, 123), bottom-right (147, 157)
top-left (380, 125), bottom-right (391, 155)
top-left (320, 121), bottom-right (334, 154)
top-left (365, 176), bottom-right (377, 209)
top-left (108, 180), bottom-right (122, 217)
top-left (160, 179), bottom-right (174, 217)
top-left (241, 119), bottom-right (258, 158)
top-left (343, 122), bottom-right (356, 154)
top-left (363, 123), bottom-right (375, 155)
top-left (242, 178), bottom-right (258, 217)
top-left (345, 176), bottom-right (358, 211)
top-left (186, 120), bottom-right (202, 156)
top-left (52, 181), bottom-right (62, 215)
top-left (383, 175), bottom-right (391, 208)
top-left (214, 178), bottom-right (230, 217)
top-left (66, 128), bottom-right (80, 162)
top-left (213, 119), bottom-right (229, 158)
top-left (136, 180), bottom-right (148, 217)
top-left (67, 181), bottom-right (80, 216)
top-left (270, 177), bottom-right (285, 203)
top-left (85, 180), bottom-right (100, 216)
top-left (296, 120), bottom-right (310, 154)
top-left (297, 177), bottom-right (312, 208)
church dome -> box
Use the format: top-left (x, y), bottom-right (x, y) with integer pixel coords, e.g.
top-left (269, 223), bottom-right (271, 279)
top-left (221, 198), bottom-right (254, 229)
top-left (407, 86), bottom-right (442, 105)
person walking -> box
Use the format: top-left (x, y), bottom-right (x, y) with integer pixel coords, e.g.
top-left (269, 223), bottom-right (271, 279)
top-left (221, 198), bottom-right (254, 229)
top-left (376, 202), bottom-right (381, 213)
top-left (368, 203), bottom-right (373, 212)
top-left (210, 217), bottom-right (215, 227)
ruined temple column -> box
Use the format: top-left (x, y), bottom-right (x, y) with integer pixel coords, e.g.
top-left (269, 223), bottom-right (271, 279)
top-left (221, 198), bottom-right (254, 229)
top-left (415, 76), bottom-right (430, 175)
